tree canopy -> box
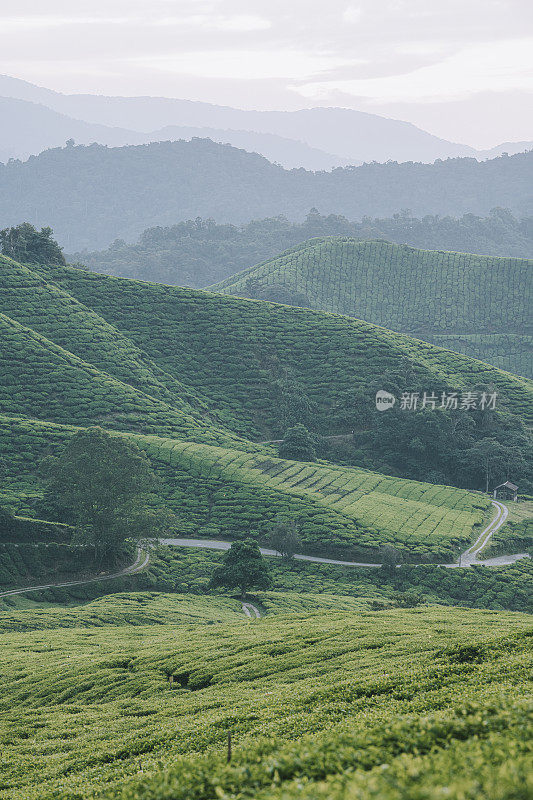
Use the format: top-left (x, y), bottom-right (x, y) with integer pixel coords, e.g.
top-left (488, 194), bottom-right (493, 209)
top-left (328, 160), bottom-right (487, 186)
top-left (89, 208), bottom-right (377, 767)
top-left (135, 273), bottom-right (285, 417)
top-left (279, 425), bottom-right (317, 462)
top-left (41, 427), bottom-right (173, 562)
top-left (0, 223), bottom-right (65, 265)
top-left (209, 539), bottom-right (271, 599)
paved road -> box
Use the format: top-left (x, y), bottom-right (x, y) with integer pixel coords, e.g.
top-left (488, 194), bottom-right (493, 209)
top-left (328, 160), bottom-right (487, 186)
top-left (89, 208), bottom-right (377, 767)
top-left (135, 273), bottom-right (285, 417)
top-left (1, 501), bottom-right (528, 601)
top-left (0, 547), bottom-right (149, 599)
top-left (161, 501), bottom-right (529, 569)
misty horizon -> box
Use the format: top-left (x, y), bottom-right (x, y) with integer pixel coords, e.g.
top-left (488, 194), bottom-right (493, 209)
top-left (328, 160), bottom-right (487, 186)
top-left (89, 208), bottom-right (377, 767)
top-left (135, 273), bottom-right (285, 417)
top-left (0, 1), bottom-right (531, 149)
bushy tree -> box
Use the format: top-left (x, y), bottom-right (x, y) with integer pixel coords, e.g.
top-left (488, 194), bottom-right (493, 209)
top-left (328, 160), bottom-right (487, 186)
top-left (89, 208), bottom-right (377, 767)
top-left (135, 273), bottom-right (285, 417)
top-left (463, 437), bottom-right (513, 493)
top-left (278, 424), bottom-right (317, 461)
top-left (209, 539), bottom-right (271, 599)
top-left (41, 427), bottom-right (173, 563)
top-left (0, 223), bottom-right (66, 265)
top-left (265, 518), bottom-right (302, 560)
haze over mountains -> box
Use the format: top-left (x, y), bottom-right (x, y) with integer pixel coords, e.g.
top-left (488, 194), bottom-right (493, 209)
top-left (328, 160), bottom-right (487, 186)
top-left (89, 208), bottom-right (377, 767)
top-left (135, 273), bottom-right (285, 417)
top-left (1, 75), bottom-right (531, 169)
top-left (1, 139), bottom-right (532, 251)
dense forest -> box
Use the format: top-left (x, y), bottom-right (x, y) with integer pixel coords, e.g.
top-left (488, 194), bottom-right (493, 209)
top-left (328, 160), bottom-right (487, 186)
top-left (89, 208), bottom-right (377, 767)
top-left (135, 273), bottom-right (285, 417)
top-left (72, 208), bottom-right (533, 286)
top-left (1, 140), bottom-right (532, 249)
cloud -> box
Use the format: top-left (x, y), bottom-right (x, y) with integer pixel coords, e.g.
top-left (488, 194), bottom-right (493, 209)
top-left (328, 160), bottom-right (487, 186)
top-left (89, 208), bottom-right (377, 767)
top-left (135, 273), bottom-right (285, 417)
top-left (293, 38), bottom-right (533, 103)
top-left (135, 50), bottom-right (363, 81)
top-left (154, 15), bottom-right (272, 31)
top-left (0, 0), bottom-right (531, 145)
top-left (0, 16), bottom-right (132, 28)
top-left (343, 5), bottom-right (362, 23)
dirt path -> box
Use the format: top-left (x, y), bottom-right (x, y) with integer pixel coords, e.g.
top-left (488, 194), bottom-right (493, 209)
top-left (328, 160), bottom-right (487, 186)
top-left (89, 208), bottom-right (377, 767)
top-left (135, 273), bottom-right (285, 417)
top-left (456, 500), bottom-right (509, 566)
top-left (242, 602), bottom-right (261, 618)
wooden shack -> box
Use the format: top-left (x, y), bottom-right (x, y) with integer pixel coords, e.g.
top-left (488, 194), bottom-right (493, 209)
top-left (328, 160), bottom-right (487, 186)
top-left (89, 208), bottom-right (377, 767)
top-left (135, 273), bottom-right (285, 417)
top-left (493, 481), bottom-right (518, 502)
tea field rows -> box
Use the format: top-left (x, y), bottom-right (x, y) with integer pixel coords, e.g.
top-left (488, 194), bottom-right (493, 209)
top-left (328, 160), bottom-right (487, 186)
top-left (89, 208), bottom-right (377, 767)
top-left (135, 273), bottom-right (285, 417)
top-left (212, 238), bottom-right (533, 378)
top-left (0, 414), bottom-right (491, 562)
top-left (29, 260), bottom-right (533, 437)
top-left (0, 605), bottom-right (530, 799)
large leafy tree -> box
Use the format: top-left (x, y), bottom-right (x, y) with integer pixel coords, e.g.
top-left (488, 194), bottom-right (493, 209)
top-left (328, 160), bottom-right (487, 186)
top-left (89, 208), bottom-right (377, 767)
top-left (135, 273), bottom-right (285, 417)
top-left (462, 438), bottom-right (512, 494)
top-left (41, 427), bottom-right (172, 563)
top-left (0, 223), bottom-right (66, 265)
top-left (278, 424), bottom-right (317, 462)
top-left (209, 539), bottom-right (271, 599)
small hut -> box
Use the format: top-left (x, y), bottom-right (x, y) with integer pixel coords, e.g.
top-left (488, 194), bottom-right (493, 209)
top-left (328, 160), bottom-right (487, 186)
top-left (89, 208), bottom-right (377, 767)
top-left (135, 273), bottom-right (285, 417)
top-left (493, 481), bottom-right (518, 502)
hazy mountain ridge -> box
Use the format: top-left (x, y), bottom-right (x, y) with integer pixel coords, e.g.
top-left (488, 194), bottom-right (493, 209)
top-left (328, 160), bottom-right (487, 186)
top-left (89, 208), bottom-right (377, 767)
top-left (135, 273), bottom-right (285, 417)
top-left (1, 74), bottom-right (530, 169)
top-left (0, 96), bottom-right (348, 171)
top-left (1, 139), bottom-right (531, 250)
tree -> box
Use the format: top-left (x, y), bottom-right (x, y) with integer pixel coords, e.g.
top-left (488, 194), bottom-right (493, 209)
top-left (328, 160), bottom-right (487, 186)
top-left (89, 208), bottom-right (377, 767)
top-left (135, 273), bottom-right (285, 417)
top-left (278, 424), bottom-right (317, 461)
top-left (463, 437), bottom-right (509, 493)
top-left (41, 427), bottom-right (172, 563)
top-left (209, 539), bottom-right (272, 599)
top-left (265, 518), bottom-right (302, 560)
top-left (0, 506), bottom-right (15, 539)
top-left (0, 223), bottom-right (66, 265)
top-left (379, 545), bottom-right (403, 576)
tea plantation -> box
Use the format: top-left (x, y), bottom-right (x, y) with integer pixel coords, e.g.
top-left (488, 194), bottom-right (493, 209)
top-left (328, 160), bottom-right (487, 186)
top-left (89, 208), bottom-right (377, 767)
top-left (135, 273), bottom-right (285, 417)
top-left (211, 238), bottom-right (533, 378)
top-left (0, 414), bottom-right (490, 562)
top-left (1, 251), bottom-right (532, 800)
top-left (1, 254), bottom-right (531, 564)
top-left (0, 603), bottom-right (530, 799)
top-left (25, 259), bottom-right (533, 438)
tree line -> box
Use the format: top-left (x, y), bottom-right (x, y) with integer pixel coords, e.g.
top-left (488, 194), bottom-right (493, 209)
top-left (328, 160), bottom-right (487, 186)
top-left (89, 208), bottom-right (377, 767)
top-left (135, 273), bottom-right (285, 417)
top-left (71, 208), bottom-right (533, 288)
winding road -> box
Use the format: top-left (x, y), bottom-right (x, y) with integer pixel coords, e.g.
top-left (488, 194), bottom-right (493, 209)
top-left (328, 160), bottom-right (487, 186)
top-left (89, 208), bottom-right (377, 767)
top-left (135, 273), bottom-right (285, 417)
top-left (0, 501), bottom-right (528, 602)
top-left (0, 547), bottom-right (149, 599)
top-left (161, 501), bottom-right (528, 570)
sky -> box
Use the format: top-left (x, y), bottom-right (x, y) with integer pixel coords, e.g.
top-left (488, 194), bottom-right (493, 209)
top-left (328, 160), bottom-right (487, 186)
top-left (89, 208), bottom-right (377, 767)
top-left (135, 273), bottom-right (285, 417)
top-left (0, 0), bottom-right (532, 148)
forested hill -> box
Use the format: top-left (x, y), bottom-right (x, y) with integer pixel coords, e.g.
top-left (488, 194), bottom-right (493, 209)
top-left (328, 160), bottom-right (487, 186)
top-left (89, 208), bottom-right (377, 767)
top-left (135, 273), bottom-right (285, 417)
top-left (72, 210), bottom-right (533, 288)
top-left (1, 139), bottom-right (532, 250)
top-left (212, 238), bottom-right (533, 379)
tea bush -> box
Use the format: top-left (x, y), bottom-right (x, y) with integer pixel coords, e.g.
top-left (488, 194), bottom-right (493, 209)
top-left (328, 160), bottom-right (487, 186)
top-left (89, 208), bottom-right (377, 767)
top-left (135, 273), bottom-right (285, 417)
top-left (0, 605), bottom-right (530, 799)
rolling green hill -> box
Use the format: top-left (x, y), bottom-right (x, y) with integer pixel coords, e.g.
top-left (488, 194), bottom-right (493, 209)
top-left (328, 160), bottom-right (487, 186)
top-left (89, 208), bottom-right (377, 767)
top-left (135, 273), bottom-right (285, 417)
top-left (211, 238), bottom-right (533, 378)
top-left (70, 210), bottom-right (533, 290)
top-left (0, 603), bottom-right (530, 799)
top-left (27, 260), bottom-right (533, 432)
top-left (1, 256), bottom-right (532, 562)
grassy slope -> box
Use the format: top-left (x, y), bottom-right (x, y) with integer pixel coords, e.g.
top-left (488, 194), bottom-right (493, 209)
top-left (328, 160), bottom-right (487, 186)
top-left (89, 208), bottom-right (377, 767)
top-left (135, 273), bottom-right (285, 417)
top-left (0, 603), bottom-right (530, 799)
top-left (3, 257), bottom-right (532, 559)
top-left (0, 415), bottom-right (490, 560)
top-left (29, 262), bottom-right (533, 437)
top-left (211, 238), bottom-right (533, 378)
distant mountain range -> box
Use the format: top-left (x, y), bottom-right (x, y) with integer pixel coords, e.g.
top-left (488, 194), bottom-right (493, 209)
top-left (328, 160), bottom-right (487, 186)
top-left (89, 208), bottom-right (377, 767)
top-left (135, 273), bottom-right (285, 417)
top-left (1, 139), bottom-right (531, 250)
top-left (0, 97), bottom-right (347, 171)
top-left (1, 74), bottom-right (531, 169)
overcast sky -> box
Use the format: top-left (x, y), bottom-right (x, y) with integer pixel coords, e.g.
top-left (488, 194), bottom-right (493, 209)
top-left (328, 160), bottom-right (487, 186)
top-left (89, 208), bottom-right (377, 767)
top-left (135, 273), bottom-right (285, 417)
top-left (1, 0), bottom-right (532, 147)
